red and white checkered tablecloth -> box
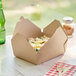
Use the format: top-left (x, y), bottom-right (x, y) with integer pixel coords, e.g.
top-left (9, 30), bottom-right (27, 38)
top-left (44, 62), bottom-right (76, 76)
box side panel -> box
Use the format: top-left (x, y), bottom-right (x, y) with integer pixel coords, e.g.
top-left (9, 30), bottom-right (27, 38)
top-left (13, 16), bottom-right (42, 39)
top-left (37, 27), bottom-right (67, 64)
top-left (43, 20), bottom-right (61, 37)
top-left (11, 33), bottom-right (38, 64)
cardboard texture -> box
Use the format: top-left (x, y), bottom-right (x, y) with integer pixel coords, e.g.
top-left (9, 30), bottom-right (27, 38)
top-left (11, 16), bottom-right (68, 64)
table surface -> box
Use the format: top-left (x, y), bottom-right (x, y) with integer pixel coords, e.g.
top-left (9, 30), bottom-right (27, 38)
top-left (0, 35), bottom-right (76, 76)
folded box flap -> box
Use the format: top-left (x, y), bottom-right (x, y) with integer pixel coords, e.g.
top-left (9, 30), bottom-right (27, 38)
top-left (43, 20), bottom-right (62, 37)
top-left (11, 33), bottom-right (37, 64)
top-left (37, 26), bottom-right (67, 64)
top-left (13, 16), bottom-right (41, 38)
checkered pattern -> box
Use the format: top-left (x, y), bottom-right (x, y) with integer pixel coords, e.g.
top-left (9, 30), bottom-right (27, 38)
top-left (44, 62), bottom-right (76, 76)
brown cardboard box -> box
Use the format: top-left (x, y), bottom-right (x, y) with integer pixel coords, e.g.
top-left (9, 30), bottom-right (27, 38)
top-left (11, 16), bottom-right (68, 64)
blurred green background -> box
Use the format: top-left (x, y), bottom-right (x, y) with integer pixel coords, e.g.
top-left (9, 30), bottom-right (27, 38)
top-left (3, 0), bottom-right (76, 35)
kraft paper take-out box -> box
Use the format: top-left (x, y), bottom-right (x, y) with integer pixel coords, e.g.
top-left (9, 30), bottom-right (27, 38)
top-left (11, 16), bottom-right (68, 65)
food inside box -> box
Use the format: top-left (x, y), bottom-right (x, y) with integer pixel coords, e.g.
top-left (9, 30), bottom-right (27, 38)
top-left (28, 35), bottom-right (50, 51)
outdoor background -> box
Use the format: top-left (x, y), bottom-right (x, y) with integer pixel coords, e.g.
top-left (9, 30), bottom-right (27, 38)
top-left (3, 0), bottom-right (76, 35)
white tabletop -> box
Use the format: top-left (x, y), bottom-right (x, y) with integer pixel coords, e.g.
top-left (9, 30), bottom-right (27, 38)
top-left (0, 35), bottom-right (76, 76)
